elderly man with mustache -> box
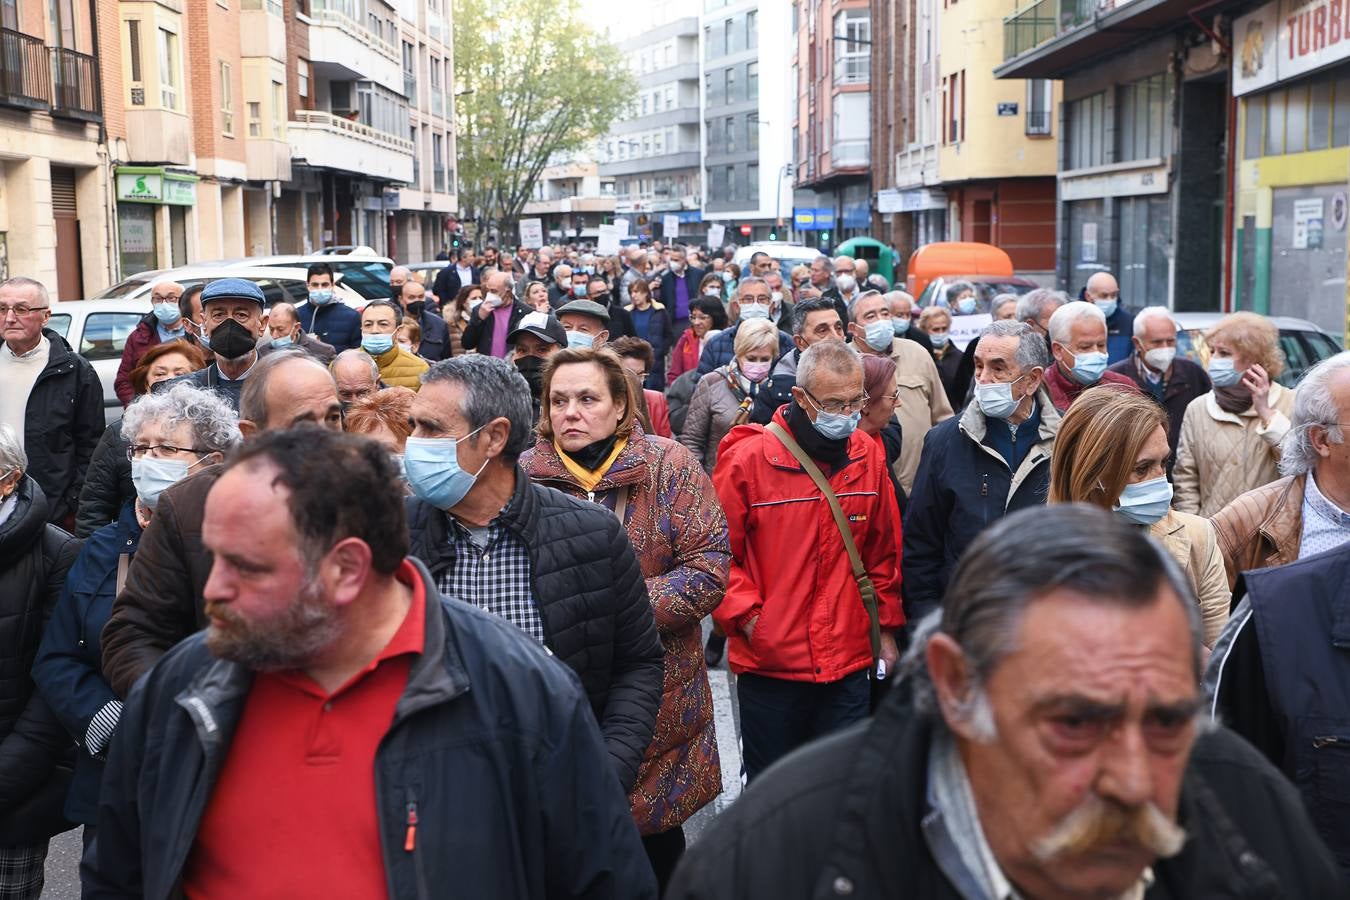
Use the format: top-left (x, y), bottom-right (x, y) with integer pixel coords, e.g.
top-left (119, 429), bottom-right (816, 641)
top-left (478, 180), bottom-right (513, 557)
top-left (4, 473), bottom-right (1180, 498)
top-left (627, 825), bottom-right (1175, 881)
top-left (668, 504), bottom-right (1344, 899)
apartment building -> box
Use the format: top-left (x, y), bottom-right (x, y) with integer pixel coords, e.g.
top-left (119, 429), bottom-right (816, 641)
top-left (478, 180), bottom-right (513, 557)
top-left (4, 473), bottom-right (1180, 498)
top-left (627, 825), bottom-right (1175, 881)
top-left (0, 0), bottom-right (118, 298)
top-left (599, 13), bottom-right (704, 242)
top-left (792, 0), bottom-right (872, 246)
top-left (520, 155), bottom-right (616, 243)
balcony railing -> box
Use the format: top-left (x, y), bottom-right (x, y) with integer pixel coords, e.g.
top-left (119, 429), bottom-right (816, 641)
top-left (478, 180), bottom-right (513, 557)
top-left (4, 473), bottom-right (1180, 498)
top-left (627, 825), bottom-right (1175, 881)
top-left (833, 54), bottom-right (869, 86)
top-left (1003, 0), bottom-right (1057, 60)
top-left (293, 109), bottom-right (414, 152)
top-left (832, 139), bottom-right (870, 167)
top-left (51, 47), bottom-right (100, 120)
top-left (1026, 109), bottom-right (1052, 135)
top-left (0, 28), bottom-right (51, 109)
top-left (312, 7), bottom-right (399, 65)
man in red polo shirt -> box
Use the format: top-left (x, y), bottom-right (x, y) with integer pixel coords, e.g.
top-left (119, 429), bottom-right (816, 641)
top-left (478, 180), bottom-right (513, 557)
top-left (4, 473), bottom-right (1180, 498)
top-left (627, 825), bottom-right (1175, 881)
top-left (83, 426), bottom-right (655, 899)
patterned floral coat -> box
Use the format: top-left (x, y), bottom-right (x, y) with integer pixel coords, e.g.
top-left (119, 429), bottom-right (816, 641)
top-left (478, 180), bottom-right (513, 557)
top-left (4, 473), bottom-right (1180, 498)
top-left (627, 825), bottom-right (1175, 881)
top-left (522, 425), bottom-right (730, 835)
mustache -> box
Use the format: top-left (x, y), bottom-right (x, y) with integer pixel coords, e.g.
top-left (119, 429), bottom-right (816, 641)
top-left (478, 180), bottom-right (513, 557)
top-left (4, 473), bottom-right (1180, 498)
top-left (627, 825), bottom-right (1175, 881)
top-left (1032, 794), bottom-right (1187, 862)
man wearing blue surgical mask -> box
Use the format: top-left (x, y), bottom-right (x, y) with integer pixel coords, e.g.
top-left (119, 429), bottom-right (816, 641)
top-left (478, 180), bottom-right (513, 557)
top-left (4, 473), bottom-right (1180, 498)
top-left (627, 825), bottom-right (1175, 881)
top-left (296, 263), bottom-right (361, 352)
top-left (265, 302), bottom-right (335, 364)
top-left (695, 278), bottom-right (795, 376)
top-left (556, 298), bottom-right (611, 350)
top-left (1043, 300), bottom-right (1140, 413)
top-left (1082, 270), bottom-right (1134, 364)
top-left (404, 355), bottom-right (663, 794)
top-left (114, 280), bottom-right (205, 406)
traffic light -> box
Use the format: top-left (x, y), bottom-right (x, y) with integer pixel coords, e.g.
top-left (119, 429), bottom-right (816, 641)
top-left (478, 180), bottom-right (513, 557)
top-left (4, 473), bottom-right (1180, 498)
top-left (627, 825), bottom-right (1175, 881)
top-left (769, 230), bottom-right (778, 241)
top-left (451, 234), bottom-right (460, 248)
top-left (820, 231), bottom-right (831, 247)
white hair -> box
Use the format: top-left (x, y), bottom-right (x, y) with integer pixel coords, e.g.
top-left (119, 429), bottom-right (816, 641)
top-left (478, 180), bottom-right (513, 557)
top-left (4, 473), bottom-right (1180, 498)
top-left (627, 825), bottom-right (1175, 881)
top-left (1133, 306), bottom-right (1178, 338)
top-left (1280, 351), bottom-right (1350, 476)
top-left (1047, 300), bottom-right (1107, 346)
top-left (0, 424), bottom-right (26, 475)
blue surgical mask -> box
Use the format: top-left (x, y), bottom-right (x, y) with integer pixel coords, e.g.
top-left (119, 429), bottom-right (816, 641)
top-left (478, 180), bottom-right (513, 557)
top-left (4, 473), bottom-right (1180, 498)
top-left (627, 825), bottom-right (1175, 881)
top-left (1207, 356), bottom-right (1241, 387)
top-left (153, 303), bottom-right (182, 326)
top-left (1094, 298), bottom-right (1119, 319)
top-left (803, 393), bottom-right (860, 440)
top-left (566, 330), bottom-right (595, 349)
top-left (131, 456), bottom-right (193, 507)
top-left (863, 320), bottom-right (894, 352)
top-left (955, 297), bottom-right (978, 316)
top-left (892, 317), bottom-right (911, 336)
top-left (739, 302), bottom-right (770, 321)
top-left (270, 334), bottom-right (295, 350)
top-left (1113, 475), bottom-right (1174, 526)
top-left (930, 332), bottom-right (950, 349)
top-left (1067, 350), bottom-right (1109, 385)
top-left (403, 429), bottom-right (487, 510)
top-left (362, 333), bottom-right (394, 355)
top-left (309, 289), bottom-right (334, 306)
top-left (975, 375), bottom-right (1026, 420)
top-left (573, 283), bottom-right (589, 297)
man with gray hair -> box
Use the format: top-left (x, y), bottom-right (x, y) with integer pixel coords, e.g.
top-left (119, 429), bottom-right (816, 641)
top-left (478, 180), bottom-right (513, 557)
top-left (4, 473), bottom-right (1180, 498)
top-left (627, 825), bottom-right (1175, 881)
top-left (549, 263), bottom-right (574, 308)
top-left (1043, 300), bottom-right (1138, 411)
top-left (618, 245), bottom-right (649, 307)
top-left (1211, 351), bottom-right (1350, 586)
top-left (1108, 306), bottom-right (1211, 478)
top-left (403, 355), bottom-right (663, 793)
top-left (712, 340), bottom-right (903, 781)
top-left (670, 504), bottom-right (1343, 899)
top-left (0, 275), bottom-right (103, 527)
top-left (696, 277), bottom-right (795, 375)
top-left (904, 320), bottom-right (1059, 620)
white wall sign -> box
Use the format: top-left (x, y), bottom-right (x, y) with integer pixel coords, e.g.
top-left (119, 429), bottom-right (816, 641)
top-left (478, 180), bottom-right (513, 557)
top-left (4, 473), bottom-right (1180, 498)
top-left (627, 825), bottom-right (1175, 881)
top-left (1293, 197), bottom-right (1325, 249)
top-left (120, 216), bottom-right (155, 253)
top-left (1081, 222), bottom-right (1099, 263)
top-left (518, 217), bottom-right (544, 248)
top-left (1059, 164), bottom-right (1170, 201)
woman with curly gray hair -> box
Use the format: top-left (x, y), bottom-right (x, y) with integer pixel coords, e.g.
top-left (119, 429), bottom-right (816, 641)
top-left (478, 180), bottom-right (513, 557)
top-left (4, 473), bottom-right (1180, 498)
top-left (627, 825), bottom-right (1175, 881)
top-left (32, 383), bottom-right (241, 851)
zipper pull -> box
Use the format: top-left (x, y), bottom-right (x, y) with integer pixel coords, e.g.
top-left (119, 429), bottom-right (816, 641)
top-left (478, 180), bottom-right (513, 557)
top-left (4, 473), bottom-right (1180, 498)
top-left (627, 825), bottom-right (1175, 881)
top-left (404, 801), bottom-right (418, 852)
top-left (587, 490), bottom-right (596, 502)
top-left (981, 475), bottom-right (988, 497)
top-left (1313, 736), bottom-right (1341, 749)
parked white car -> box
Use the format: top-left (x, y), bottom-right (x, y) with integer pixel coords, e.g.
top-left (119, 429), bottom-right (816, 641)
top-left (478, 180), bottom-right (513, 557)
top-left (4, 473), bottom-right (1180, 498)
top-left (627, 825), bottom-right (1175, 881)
top-left (731, 242), bottom-right (825, 274)
top-left (46, 299), bottom-right (154, 427)
top-left (93, 265), bottom-right (367, 308)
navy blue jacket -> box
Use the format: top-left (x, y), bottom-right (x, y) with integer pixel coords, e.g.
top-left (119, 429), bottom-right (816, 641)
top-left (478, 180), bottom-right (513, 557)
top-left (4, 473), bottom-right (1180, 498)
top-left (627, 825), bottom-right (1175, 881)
top-left (695, 324), bottom-right (796, 377)
top-left (902, 392), bottom-right (1060, 621)
top-left (629, 305), bottom-right (672, 388)
top-left (1104, 304), bottom-right (1134, 364)
top-left (82, 558), bottom-right (656, 900)
top-left (414, 309), bottom-right (451, 362)
top-left (297, 301), bottom-right (362, 352)
top-left (33, 502), bottom-right (141, 824)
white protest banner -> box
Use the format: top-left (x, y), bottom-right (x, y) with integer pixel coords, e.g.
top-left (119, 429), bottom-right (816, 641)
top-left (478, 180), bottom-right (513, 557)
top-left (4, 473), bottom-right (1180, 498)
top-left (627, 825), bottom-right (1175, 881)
top-left (707, 223), bottom-right (726, 248)
top-left (596, 223), bottom-right (622, 254)
top-left (663, 215), bottom-right (680, 237)
top-left (948, 313), bottom-right (992, 351)
top-left (518, 218), bottom-right (544, 249)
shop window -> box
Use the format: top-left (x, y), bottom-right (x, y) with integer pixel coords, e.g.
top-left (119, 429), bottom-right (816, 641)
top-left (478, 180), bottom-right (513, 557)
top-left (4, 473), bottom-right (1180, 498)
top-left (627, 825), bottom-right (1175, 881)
top-left (1310, 80), bottom-right (1331, 150)
top-left (1285, 83), bottom-right (1308, 154)
top-left (1066, 92), bottom-right (1105, 169)
top-left (1334, 75), bottom-right (1350, 146)
top-left (1264, 89), bottom-right (1285, 156)
top-left (1067, 199), bottom-right (1108, 281)
top-left (1116, 73), bottom-right (1169, 162)
top-left (1117, 196), bottom-right (1171, 310)
top-left (1244, 95), bottom-right (1264, 160)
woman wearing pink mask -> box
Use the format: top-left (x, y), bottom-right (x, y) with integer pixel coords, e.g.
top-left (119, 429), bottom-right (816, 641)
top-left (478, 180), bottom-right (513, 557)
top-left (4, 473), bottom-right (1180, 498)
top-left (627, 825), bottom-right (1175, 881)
top-left (679, 318), bottom-right (780, 475)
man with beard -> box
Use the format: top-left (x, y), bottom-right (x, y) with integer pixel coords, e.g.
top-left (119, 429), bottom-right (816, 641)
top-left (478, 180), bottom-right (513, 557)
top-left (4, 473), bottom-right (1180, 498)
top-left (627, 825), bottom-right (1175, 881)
top-left (167, 278), bottom-right (270, 411)
top-left (669, 504), bottom-right (1344, 899)
top-left (84, 427), bottom-right (656, 899)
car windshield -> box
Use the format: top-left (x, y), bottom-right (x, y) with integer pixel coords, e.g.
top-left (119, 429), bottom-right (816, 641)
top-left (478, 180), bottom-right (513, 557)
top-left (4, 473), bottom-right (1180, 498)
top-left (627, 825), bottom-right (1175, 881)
top-left (1178, 326), bottom-right (1343, 388)
top-left (95, 276), bottom-right (153, 299)
top-left (328, 261), bottom-right (391, 299)
top-left (47, 313), bottom-right (71, 339)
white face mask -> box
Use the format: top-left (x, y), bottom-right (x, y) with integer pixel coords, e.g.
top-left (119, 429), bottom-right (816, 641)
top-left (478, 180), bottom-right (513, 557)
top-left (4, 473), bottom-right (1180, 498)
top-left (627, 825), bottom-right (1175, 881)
top-left (837, 274), bottom-right (857, 293)
top-left (1143, 347), bottom-right (1176, 373)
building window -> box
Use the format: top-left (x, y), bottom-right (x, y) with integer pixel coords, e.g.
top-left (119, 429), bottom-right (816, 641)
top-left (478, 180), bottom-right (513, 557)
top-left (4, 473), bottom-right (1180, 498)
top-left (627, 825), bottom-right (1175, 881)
top-left (1116, 73), bottom-right (1170, 162)
top-left (833, 91), bottom-right (870, 164)
top-left (726, 115), bottom-right (736, 153)
top-left (748, 163), bottom-right (759, 204)
top-left (127, 20), bottom-right (142, 83)
top-left (298, 59), bottom-right (309, 98)
top-left (1067, 91), bottom-right (1105, 168)
top-left (833, 10), bottom-right (870, 85)
top-left (725, 67), bottom-right (736, 103)
top-left (220, 61), bottom-right (233, 135)
top-left (724, 18), bottom-right (735, 54)
top-left (727, 165), bottom-right (736, 199)
top-left (747, 10), bottom-right (757, 49)
top-left (248, 100), bottom-right (262, 137)
top-left (1026, 79), bottom-right (1052, 136)
top-left (941, 71), bottom-right (964, 144)
top-left (157, 27), bottom-right (180, 110)
top-left (434, 133), bottom-right (445, 192)
top-left (272, 80), bottom-right (285, 136)
top-left (665, 85), bottom-right (674, 110)
top-left (748, 62), bottom-right (758, 100)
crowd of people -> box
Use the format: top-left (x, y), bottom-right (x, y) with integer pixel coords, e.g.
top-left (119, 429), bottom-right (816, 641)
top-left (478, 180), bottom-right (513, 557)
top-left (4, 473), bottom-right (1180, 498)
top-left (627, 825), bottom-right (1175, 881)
top-left (0, 236), bottom-right (1347, 898)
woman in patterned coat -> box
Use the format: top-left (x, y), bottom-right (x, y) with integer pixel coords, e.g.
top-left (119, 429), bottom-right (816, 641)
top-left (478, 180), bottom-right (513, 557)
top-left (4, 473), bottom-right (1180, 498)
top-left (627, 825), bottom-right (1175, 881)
top-left (521, 346), bottom-right (730, 892)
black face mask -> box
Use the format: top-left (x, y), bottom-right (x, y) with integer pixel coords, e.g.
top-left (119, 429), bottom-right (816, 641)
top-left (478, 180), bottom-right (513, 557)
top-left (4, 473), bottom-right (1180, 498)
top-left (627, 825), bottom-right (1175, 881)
top-left (208, 318), bottom-right (257, 362)
top-left (515, 355), bottom-right (546, 400)
top-left (406, 300), bottom-right (426, 318)
top-left (391, 284), bottom-right (405, 301)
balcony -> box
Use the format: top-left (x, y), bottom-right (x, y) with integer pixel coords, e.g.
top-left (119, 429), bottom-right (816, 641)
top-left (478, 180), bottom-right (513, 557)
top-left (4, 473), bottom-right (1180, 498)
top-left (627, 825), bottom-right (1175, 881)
top-left (50, 47), bottom-right (100, 121)
top-left (997, 0), bottom-right (1200, 79)
top-left (1003, 0), bottom-right (1057, 61)
top-left (0, 28), bottom-right (50, 110)
top-left (833, 139), bottom-right (870, 168)
top-left (288, 110), bottom-right (414, 182)
top-left (308, 6), bottom-right (402, 94)
top-left (833, 54), bottom-right (870, 86)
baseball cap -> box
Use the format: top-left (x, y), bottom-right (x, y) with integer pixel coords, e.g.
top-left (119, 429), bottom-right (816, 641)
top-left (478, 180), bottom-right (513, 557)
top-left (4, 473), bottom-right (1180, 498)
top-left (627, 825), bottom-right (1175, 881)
top-left (556, 299), bottom-right (611, 323)
top-left (507, 311), bottom-right (567, 346)
top-left (200, 277), bottom-right (266, 309)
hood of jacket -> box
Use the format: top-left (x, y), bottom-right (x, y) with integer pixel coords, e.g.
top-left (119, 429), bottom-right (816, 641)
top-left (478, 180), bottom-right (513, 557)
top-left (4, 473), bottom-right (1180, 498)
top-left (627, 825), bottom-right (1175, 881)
top-left (0, 476), bottom-right (50, 564)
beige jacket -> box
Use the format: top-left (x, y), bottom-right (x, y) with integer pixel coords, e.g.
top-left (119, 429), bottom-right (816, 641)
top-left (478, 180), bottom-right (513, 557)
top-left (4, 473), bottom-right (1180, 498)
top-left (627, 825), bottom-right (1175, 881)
top-left (888, 337), bottom-right (955, 492)
top-left (679, 369), bottom-right (748, 475)
top-left (1210, 474), bottom-right (1305, 590)
top-left (1173, 383), bottom-right (1294, 518)
top-left (1149, 510), bottom-right (1231, 647)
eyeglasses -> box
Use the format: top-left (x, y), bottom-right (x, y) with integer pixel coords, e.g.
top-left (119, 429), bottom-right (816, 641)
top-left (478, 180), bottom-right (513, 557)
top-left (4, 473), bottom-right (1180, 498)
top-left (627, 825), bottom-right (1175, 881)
top-left (0, 304), bottom-right (48, 318)
top-left (127, 443), bottom-right (206, 460)
top-left (151, 294), bottom-right (182, 303)
top-left (804, 388), bottom-right (869, 416)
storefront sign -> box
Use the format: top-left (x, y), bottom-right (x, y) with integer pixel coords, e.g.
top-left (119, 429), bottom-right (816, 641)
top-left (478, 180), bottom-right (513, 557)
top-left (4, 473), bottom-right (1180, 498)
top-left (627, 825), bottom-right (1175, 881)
top-left (116, 167), bottom-right (198, 206)
top-left (794, 208), bottom-right (816, 228)
top-left (117, 172), bottom-right (161, 203)
top-left (1059, 163), bottom-right (1170, 201)
top-left (1332, 191), bottom-right (1347, 229)
top-left (1233, 0), bottom-right (1350, 95)
top-left (1293, 197), bottom-right (1325, 248)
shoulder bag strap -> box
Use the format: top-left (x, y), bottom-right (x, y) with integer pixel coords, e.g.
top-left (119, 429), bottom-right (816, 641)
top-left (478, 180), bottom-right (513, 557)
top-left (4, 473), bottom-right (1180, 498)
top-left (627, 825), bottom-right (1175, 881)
top-left (611, 485), bottom-right (629, 524)
top-left (116, 553), bottom-right (131, 596)
top-left (767, 423), bottom-right (882, 665)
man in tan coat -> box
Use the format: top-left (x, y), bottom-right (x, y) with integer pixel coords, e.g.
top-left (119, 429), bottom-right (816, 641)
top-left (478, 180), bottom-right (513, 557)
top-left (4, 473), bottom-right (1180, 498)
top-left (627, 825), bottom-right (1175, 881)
top-left (847, 290), bottom-right (953, 491)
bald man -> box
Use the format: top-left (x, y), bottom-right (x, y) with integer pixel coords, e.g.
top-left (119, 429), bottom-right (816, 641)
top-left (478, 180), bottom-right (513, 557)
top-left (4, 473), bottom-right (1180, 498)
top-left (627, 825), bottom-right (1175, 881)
top-left (1082, 270), bottom-right (1133, 363)
top-left (114, 279), bottom-right (201, 405)
top-left (266, 302), bottom-right (336, 364)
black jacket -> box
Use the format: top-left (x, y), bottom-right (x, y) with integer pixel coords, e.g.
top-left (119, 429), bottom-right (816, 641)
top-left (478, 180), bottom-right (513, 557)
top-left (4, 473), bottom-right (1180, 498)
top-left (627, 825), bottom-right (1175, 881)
top-left (75, 423), bottom-right (133, 538)
top-left (414, 309), bottom-right (451, 362)
top-left (21, 328), bottom-right (106, 524)
top-left (1107, 354), bottom-right (1211, 479)
top-left (296, 301), bottom-right (362, 352)
top-left (461, 298), bottom-right (532, 355)
top-left (83, 558), bottom-right (656, 900)
top-left (407, 470), bottom-right (664, 791)
top-left (433, 264), bottom-right (479, 306)
top-left (668, 684), bottom-right (1345, 899)
top-left (0, 476), bottom-right (80, 842)
top-left (658, 267), bottom-right (706, 321)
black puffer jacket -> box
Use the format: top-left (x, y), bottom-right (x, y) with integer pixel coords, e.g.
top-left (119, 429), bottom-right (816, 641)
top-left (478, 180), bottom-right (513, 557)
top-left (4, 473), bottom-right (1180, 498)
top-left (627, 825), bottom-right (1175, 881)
top-left (23, 328), bottom-right (106, 524)
top-left (407, 468), bottom-right (665, 792)
top-left (0, 476), bottom-right (80, 842)
top-left (75, 423), bottom-right (133, 538)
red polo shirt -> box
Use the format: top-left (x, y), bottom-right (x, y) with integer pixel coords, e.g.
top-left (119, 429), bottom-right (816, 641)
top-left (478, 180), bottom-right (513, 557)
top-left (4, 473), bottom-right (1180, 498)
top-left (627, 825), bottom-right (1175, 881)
top-left (183, 561), bottom-right (426, 900)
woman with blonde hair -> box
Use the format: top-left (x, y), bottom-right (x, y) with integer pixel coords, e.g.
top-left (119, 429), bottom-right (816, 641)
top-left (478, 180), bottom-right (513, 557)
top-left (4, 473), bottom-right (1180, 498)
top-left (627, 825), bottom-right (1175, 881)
top-left (1050, 385), bottom-right (1230, 645)
top-left (1174, 312), bottom-right (1294, 516)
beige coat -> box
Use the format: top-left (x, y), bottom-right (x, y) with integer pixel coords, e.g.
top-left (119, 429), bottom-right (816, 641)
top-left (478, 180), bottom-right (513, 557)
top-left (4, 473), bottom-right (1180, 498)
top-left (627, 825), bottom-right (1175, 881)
top-left (679, 369), bottom-right (749, 474)
top-left (1173, 382), bottom-right (1294, 518)
top-left (887, 337), bottom-right (955, 492)
top-left (1150, 509), bottom-right (1231, 647)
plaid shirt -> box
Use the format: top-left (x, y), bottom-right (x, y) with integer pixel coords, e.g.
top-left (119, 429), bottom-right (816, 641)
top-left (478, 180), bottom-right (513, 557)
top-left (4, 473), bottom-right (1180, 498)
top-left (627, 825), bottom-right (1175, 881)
top-left (436, 516), bottom-right (544, 644)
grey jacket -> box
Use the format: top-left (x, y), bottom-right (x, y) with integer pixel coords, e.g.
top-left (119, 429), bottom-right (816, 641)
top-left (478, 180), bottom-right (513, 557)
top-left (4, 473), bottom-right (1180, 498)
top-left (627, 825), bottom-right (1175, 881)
top-left (679, 369), bottom-right (750, 474)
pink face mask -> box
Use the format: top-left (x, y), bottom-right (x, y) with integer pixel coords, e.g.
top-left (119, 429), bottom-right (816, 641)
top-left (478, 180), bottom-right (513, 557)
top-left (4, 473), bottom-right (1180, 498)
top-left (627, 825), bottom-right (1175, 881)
top-left (741, 360), bottom-right (772, 383)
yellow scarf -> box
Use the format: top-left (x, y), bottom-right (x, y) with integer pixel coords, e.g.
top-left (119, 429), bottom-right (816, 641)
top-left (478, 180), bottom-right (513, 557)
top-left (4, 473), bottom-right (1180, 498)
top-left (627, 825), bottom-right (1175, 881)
top-left (555, 435), bottom-right (629, 494)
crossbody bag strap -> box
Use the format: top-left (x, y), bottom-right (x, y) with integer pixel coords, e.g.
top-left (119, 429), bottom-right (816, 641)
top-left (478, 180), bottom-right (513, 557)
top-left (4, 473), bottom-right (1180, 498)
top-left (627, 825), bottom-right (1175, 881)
top-left (612, 485), bottom-right (629, 524)
top-left (116, 553), bottom-right (131, 596)
top-left (767, 423), bottom-right (882, 664)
